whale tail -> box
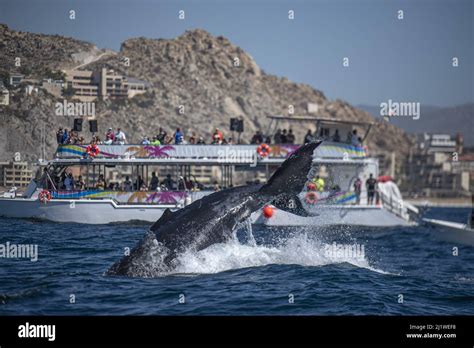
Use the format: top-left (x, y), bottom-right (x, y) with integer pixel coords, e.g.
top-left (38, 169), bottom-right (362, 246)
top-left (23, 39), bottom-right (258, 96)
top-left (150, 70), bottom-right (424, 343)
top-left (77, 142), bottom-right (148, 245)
top-left (259, 141), bottom-right (321, 197)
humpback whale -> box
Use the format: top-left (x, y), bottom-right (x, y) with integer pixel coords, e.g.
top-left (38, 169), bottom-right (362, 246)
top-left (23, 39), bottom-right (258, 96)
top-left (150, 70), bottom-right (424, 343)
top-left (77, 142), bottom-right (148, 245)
top-left (107, 141), bottom-right (321, 277)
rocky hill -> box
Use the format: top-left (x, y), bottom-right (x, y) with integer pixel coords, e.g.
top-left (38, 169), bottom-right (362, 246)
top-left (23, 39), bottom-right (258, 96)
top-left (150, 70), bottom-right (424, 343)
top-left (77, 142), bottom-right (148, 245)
top-left (0, 24), bottom-right (99, 80)
top-left (0, 24), bottom-right (413, 177)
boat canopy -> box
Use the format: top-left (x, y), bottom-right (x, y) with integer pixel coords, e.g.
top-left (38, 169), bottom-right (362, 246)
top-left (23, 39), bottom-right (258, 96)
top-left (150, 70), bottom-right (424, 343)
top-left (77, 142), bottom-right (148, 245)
top-left (266, 115), bottom-right (374, 142)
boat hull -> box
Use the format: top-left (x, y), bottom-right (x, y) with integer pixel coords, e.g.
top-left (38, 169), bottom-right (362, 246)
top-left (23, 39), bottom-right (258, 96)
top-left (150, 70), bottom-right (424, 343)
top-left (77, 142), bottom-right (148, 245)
top-left (0, 198), bottom-right (165, 224)
top-left (423, 218), bottom-right (474, 246)
top-left (252, 205), bottom-right (412, 227)
top-left (0, 198), bottom-right (412, 227)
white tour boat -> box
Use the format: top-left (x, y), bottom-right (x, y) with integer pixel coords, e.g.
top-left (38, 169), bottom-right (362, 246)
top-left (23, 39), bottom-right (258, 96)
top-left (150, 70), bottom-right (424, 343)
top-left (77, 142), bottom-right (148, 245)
top-left (0, 117), bottom-right (418, 226)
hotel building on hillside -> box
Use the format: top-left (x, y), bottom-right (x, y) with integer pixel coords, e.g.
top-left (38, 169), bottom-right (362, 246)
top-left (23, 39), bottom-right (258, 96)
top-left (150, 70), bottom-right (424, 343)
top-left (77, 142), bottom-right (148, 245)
top-left (63, 68), bottom-right (148, 102)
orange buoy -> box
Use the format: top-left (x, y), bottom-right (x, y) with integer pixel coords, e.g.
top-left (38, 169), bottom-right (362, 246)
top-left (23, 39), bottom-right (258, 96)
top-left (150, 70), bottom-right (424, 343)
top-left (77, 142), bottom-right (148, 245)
top-left (263, 205), bottom-right (274, 218)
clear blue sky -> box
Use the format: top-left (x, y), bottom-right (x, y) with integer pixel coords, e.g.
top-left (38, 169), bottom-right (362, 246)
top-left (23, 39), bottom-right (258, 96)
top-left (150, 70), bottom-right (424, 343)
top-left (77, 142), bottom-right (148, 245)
top-left (1, 0), bottom-right (472, 107)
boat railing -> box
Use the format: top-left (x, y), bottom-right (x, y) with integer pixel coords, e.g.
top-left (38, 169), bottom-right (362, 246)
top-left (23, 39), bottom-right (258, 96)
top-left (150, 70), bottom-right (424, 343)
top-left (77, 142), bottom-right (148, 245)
top-left (378, 188), bottom-right (409, 221)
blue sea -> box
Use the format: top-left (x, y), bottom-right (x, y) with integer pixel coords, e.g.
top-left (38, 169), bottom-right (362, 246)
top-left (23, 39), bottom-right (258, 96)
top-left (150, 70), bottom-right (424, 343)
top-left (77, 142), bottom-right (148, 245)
top-left (0, 208), bottom-right (473, 315)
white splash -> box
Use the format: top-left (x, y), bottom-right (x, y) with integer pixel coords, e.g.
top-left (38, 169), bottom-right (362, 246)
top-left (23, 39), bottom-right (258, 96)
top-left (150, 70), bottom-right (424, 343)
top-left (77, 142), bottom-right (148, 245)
top-left (172, 232), bottom-right (390, 276)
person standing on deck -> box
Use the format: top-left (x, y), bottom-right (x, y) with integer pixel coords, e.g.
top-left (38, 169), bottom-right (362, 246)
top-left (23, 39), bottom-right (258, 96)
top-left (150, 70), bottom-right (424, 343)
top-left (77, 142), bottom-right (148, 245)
top-left (274, 129), bottom-right (282, 144)
top-left (150, 136), bottom-right (161, 145)
top-left (212, 128), bottom-right (224, 144)
top-left (96, 174), bottom-right (106, 190)
top-left (287, 129), bottom-right (295, 144)
top-left (76, 175), bottom-right (85, 191)
top-left (366, 174), bottom-right (377, 205)
top-left (162, 174), bottom-right (176, 190)
top-left (281, 129), bottom-right (288, 144)
top-left (56, 128), bottom-right (64, 144)
top-left (333, 129), bottom-right (341, 142)
top-left (104, 128), bottom-right (115, 145)
top-left (157, 127), bottom-right (167, 144)
top-left (64, 173), bottom-right (74, 191)
top-left (123, 176), bottom-right (133, 192)
top-left (312, 175), bottom-right (325, 192)
top-left (174, 128), bottom-right (183, 144)
top-left (62, 128), bottom-right (69, 144)
top-left (135, 176), bottom-right (144, 191)
top-left (351, 130), bottom-right (359, 146)
top-left (150, 172), bottom-right (159, 191)
top-left (304, 129), bottom-right (313, 144)
top-left (353, 177), bottom-right (362, 204)
top-left (115, 128), bottom-right (127, 145)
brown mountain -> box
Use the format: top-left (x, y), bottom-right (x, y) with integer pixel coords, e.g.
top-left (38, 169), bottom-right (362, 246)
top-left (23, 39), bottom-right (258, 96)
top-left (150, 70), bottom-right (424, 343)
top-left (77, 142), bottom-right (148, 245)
top-left (0, 25), bottom-right (413, 178)
top-left (0, 24), bottom-right (98, 79)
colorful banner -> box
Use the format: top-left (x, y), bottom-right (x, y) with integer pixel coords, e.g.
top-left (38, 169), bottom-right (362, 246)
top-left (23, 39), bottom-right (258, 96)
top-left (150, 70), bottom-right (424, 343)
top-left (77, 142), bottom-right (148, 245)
top-left (56, 144), bottom-right (299, 160)
top-left (300, 190), bottom-right (357, 205)
top-left (322, 191), bottom-right (357, 204)
top-left (51, 188), bottom-right (356, 206)
top-left (314, 143), bottom-right (367, 159)
top-left (51, 190), bottom-right (209, 204)
top-left (56, 142), bottom-right (366, 160)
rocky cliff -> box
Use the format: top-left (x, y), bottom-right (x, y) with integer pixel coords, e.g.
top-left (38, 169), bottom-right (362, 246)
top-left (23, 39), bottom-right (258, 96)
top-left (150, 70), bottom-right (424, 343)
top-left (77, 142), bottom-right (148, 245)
top-left (0, 25), bottom-right (413, 177)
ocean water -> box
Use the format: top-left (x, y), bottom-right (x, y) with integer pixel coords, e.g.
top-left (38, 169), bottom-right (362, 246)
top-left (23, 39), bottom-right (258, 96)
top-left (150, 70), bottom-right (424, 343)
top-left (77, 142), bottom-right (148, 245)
top-left (0, 207), bottom-right (473, 315)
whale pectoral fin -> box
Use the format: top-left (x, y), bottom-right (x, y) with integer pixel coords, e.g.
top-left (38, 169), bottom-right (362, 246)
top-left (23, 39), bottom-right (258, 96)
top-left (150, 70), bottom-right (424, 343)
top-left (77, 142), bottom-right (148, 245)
top-left (150, 208), bottom-right (174, 232)
top-left (272, 193), bottom-right (309, 217)
top-left (259, 141), bottom-right (321, 196)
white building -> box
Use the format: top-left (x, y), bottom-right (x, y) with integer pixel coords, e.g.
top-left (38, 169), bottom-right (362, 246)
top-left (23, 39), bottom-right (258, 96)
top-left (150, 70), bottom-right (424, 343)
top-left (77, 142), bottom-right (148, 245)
top-left (9, 74), bottom-right (24, 87)
top-left (0, 83), bottom-right (9, 106)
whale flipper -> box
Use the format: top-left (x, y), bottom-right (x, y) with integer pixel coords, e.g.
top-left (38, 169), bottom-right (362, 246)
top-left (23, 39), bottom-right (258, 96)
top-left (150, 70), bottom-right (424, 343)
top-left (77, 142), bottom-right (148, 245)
top-left (271, 193), bottom-right (308, 217)
top-left (259, 141), bottom-right (320, 196)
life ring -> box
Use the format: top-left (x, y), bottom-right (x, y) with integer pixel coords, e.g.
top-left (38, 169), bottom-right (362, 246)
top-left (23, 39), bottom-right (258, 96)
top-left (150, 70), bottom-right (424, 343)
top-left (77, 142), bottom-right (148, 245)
top-left (257, 143), bottom-right (271, 157)
top-left (305, 191), bottom-right (318, 204)
top-left (86, 144), bottom-right (100, 158)
top-left (39, 190), bottom-right (51, 203)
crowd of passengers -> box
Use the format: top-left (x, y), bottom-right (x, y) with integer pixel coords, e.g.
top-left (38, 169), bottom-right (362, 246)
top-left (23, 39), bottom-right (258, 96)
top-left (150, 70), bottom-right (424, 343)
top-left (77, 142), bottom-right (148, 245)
top-left (56, 126), bottom-right (364, 147)
top-left (56, 127), bottom-right (127, 145)
top-left (54, 170), bottom-right (375, 202)
top-left (54, 171), bottom-right (217, 192)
